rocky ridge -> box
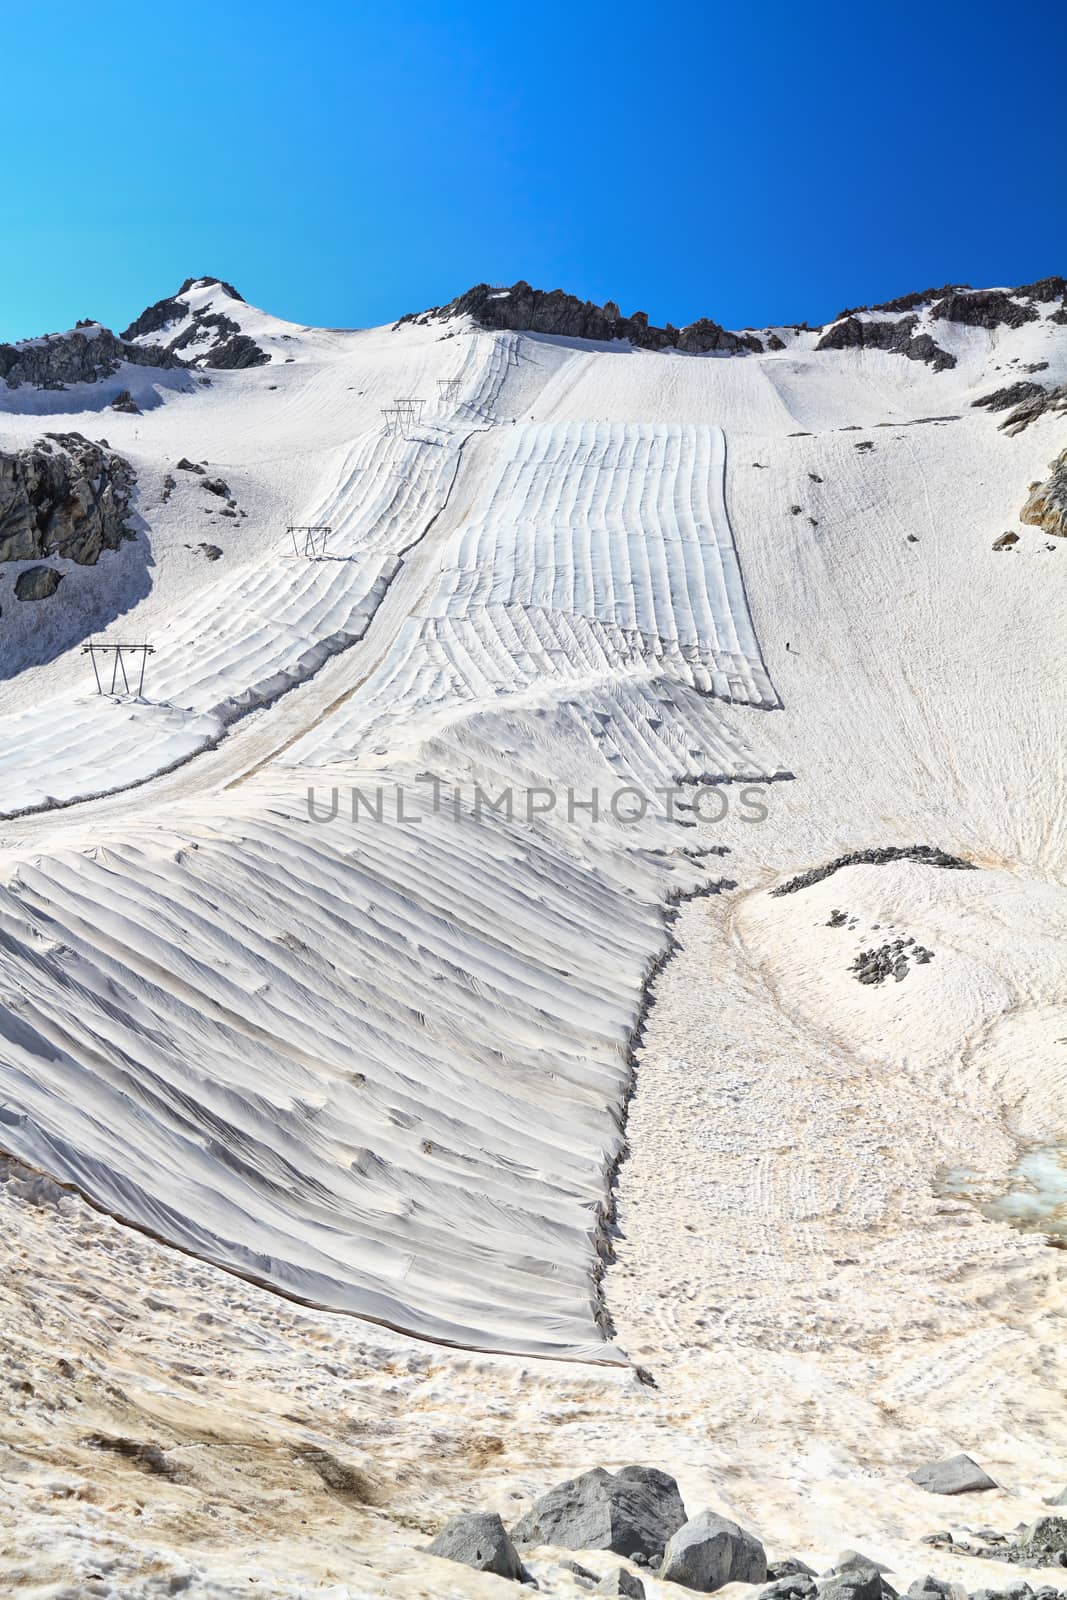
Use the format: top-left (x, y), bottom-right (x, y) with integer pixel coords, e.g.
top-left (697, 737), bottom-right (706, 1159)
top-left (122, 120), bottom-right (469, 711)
top-left (404, 279), bottom-right (762, 353)
top-left (0, 322), bottom-right (183, 391)
top-left (398, 275), bottom-right (1066, 366)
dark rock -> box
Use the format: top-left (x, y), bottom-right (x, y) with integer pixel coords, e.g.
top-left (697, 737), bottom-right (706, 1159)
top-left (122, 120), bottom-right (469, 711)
top-left (425, 1511), bottom-right (527, 1581)
top-left (996, 383), bottom-right (1067, 436)
top-left (176, 458), bottom-right (204, 473)
top-left (906, 1578), bottom-right (966, 1600)
top-left (82, 1432), bottom-right (175, 1478)
top-left (0, 323), bottom-right (181, 390)
top-left (14, 564), bottom-right (62, 601)
top-left (420, 280), bottom-right (754, 356)
top-left (769, 1561), bottom-right (819, 1580)
top-left (201, 477), bottom-right (231, 498)
top-left (199, 544), bottom-right (224, 561)
top-left (560, 1559), bottom-right (599, 1581)
top-left (762, 1577), bottom-right (817, 1600)
top-left (110, 388), bottom-right (139, 413)
top-left (1021, 447), bottom-right (1067, 540)
top-left (908, 1454), bottom-right (997, 1494)
top-left (596, 1570), bottom-right (645, 1597)
top-left (1, 433), bottom-right (135, 566)
top-left (816, 1567), bottom-right (885, 1600)
top-left (772, 846), bottom-right (974, 897)
top-left (1015, 275), bottom-right (1067, 302)
top-left (659, 1510), bottom-right (767, 1593)
top-left (815, 315), bottom-right (955, 371)
top-left (292, 1446), bottom-right (380, 1504)
top-left (931, 289), bottom-right (1037, 330)
top-left (993, 531), bottom-right (1020, 550)
top-left (869, 285), bottom-right (959, 314)
top-left (973, 381), bottom-right (1047, 414)
top-left (515, 1466), bottom-right (686, 1560)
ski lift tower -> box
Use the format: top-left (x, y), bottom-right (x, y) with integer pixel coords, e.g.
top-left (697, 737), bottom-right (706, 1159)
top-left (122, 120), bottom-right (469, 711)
top-left (82, 640), bottom-right (155, 697)
top-left (288, 524), bottom-right (332, 557)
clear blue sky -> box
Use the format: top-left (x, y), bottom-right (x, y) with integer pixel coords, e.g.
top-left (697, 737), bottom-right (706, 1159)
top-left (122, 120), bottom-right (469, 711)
top-left (3, 0), bottom-right (1065, 343)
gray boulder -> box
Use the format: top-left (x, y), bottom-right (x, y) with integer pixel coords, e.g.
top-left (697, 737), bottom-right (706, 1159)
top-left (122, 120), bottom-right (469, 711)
top-left (1045, 1489), bottom-right (1067, 1507)
top-left (660, 1509), bottom-right (767, 1593)
top-left (763, 1578), bottom-right (816, 1600)
top-left (14, 564), bottom-right (62, 601)
top-left (596, 1570), bottom-right (645, 1597)
top-left (425, 1511), bottom-right (527, 1580)
top-left (907, 1579), bottom-right (967, 1600)
top-left (817, 1567), bottom-right (884, 1600)
top-left (1022, 1518), bottom-right (1067, 1553)
top-left (830, 1553), bottom-right (893, 1578)
top-left (909, 1454), bottom-right (997, 1494)
top-left (514, 1465), bottom-right (686, 1559)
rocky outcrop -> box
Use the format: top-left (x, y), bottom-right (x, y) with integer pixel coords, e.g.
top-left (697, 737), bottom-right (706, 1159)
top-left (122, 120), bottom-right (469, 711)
top-left (973, 381), bottom-right (1047, 414)
top-left (0, 323), bottom-right (181, 390)
top-left (1014, 275), bottom-right (1067, 303)
top-left (0, 433), bottom-right (136, 566)
top-left (930, 289), bottom-right (1038, 330)
top-left (514, 1466), bottom-right (687, 1560)
top-left (1021, 446), bottom-right (1067, 538)
top-left (121, 278), bottom-right (270, 369)
top-left (815, 315), bottom-right (955, 370)
top-left (411, 281), bottom-right (761, 354)
top-left (908, 1455), bottom-right (997, 1495)
top-left (831, 278), bottom-right (1064, 324)
top-left (771, 845), bottom-right (974, 897)
top-left (869, 285), bottom-right (959, 314)
top-left (660, 1510), bottom-right (768, 1593)
top-left (994, 384), bottom-right (1067, 436)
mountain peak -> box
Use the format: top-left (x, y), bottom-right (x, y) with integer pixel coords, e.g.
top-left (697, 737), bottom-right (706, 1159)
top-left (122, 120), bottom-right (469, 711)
top-left (121, 277), bottom-right (269, 369)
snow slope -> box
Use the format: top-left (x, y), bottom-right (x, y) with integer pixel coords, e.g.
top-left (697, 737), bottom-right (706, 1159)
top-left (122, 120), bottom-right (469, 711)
top-left (1, 277), bottom-right (1066, 1594)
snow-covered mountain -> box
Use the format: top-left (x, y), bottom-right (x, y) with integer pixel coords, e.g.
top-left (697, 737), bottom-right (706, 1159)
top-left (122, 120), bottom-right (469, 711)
top-left (1, 273), bottom-right (1066, 1597)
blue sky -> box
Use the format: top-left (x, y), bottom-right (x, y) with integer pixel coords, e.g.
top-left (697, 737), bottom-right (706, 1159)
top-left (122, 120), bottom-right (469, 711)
top-left (2, 0), bottom-right (1065, 343)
